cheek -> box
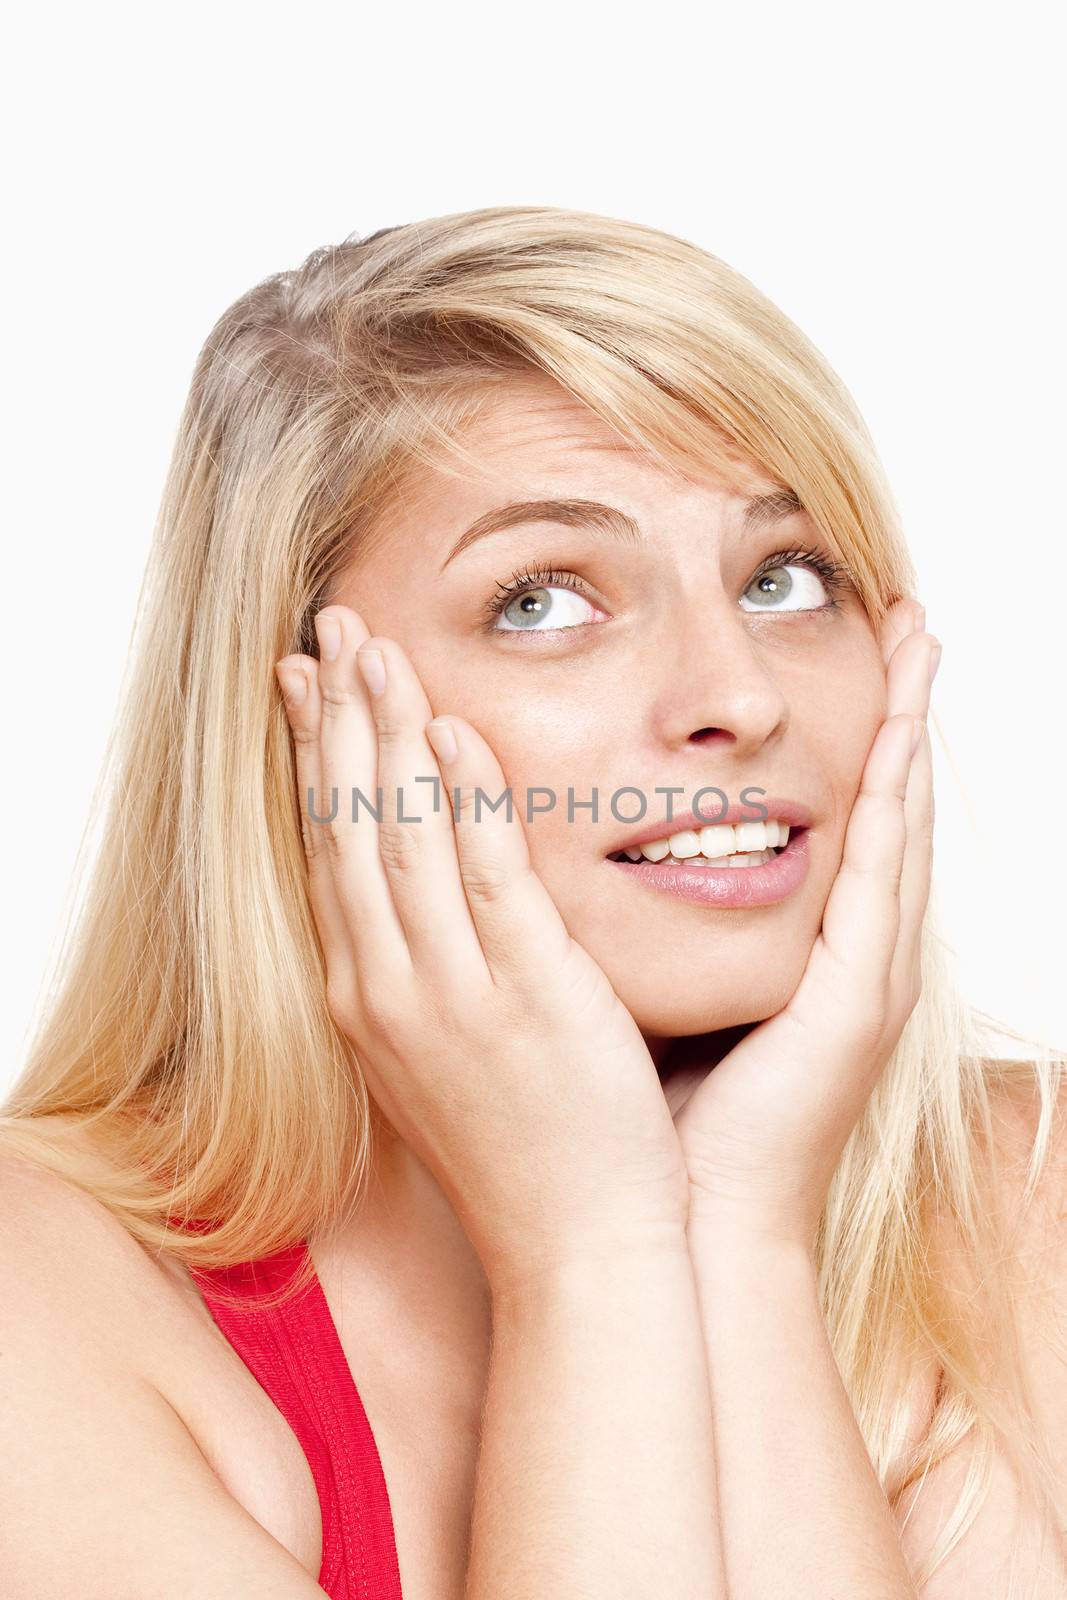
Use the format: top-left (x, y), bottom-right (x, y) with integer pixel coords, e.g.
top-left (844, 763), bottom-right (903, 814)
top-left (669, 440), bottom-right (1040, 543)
top-left (416, 653), bottom-right (605, 834)
top-left (409, 652), bottom-right (611, 897)
top-left (819, 667), bottom-right (886, 814)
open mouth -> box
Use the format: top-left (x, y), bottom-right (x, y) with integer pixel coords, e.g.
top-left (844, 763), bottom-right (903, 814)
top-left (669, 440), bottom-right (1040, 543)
top-left (607, 820), bottom-right (806, 870)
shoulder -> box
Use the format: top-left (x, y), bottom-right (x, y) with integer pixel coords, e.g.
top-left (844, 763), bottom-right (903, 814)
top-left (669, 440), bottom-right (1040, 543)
top-left (964, 1058), bottom-right (1067, 1298)
top-left (0, 1117), bottom-right (229, 1392)
top-left (926, 1057), bottom-right (1067, 1271)
top-left (979, 1054), bottom-right (1067, 1165)
top-left (0, 1139), bottom-right (187, 1373)
top-left (0, 1139), bottom-right (326, 1596)
top-left (894, 1057), bottom-right (1067, 1594)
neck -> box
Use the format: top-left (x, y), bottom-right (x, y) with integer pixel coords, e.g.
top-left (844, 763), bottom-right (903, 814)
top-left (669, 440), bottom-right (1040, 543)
top-left (312, 1024), bottom-right (754, 1405)
top-left (313, 1104), bottom-right (493, 1415)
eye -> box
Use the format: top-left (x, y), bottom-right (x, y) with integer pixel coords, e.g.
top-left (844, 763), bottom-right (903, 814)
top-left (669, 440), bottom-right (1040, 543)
top-left (495, 585), bottom-right (601, 632)
top-left (739, 547), bottom-right (850, 613)
top-left (483, 564), bottom-right (607, 633)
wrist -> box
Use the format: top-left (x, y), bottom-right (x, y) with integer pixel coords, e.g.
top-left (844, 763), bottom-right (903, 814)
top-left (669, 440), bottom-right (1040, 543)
top-left (686, 1209), bottom-right (818, 1274)
top-left (486, 1218), bottom-right (692, 1306)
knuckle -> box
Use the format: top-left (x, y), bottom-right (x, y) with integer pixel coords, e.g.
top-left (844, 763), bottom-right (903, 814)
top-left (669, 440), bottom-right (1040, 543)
top-left (452, 784), bottom-right (483, 822)
top-left (370, 708), bottom-right (407, 745)
top-left (461, 856), bottom-right (512, 905)
top-left (320, 820), bottom-right (347, 862)
top-left (377, 823), bottom-right (423, 874)
top-left (868, 787), bottom-right (908, 821)
top-left (308, 812), bottom-right (342, 864)
top-left (319, 680), bottom-right (356, 715)
top-left (297, 813), bottom-right (318, 860)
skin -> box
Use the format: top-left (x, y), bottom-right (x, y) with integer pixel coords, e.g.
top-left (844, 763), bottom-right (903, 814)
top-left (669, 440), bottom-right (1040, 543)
top-left (272, 370), bottom-right (946, 1596)
top-left (328, 373), bottom-right (888, 1042)
top-left (2, 380), bottom-right (1063, 1599)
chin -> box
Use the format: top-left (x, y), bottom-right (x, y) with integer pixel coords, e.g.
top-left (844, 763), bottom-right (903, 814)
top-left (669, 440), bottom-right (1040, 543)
top-left (611, 965), bottom-right (806, 1037)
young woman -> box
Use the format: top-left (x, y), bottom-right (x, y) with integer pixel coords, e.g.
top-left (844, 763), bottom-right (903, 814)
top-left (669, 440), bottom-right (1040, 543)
top-left (1, 206), bottom-right (1064, 1599)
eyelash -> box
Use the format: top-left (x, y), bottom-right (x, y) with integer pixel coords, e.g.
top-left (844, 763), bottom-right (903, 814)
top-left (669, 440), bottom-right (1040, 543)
top-left (749, 545), bottom-right (853, 604)
top-left (481, 563), bottom-right (588, 629)
top-left (480, 546), bottom-right (852, 630)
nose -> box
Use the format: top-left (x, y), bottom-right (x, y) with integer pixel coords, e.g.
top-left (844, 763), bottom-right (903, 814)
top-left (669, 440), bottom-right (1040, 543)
top-left (649, 591), bottom-right (789, 757)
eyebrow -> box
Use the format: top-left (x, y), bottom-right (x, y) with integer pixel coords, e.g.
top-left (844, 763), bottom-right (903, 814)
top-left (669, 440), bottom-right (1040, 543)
top-left (438, 487), bottom-right (804, 571)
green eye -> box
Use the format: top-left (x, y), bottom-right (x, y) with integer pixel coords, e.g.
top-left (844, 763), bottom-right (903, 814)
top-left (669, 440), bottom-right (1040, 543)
top-left (484, 564), bottom-right (607, 634)
top-left (740, 556), bottom-right (840, 612)
top-left (495, 585), bottom-right (601, 631)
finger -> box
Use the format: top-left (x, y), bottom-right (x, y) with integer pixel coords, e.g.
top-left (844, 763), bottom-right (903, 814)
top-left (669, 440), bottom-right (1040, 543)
top-left (275, 655), bottom-right (352, 966)
top-left (313, 605), bottom-right (410, 973)
top-left (878, 595), bottom-right (925, 670)
top-left (421, 712), bottom-right (576, 990)
top-left (351, 633), bottom-right (491, 977)
top-left (888, 638), bottom-right (940, 1003)
top-left (811, 711), bottom-right (922, 1019)
top-left (789, 620), bottom-right (936, 1049)
top-left (888, 721), bottom-right (934, 1004)
top-left (815, 620), bottom-right (935, 992)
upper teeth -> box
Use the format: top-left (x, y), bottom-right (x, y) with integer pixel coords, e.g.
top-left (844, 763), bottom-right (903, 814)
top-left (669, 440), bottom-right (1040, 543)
top-left (622, 819), bottom-right (792, 863)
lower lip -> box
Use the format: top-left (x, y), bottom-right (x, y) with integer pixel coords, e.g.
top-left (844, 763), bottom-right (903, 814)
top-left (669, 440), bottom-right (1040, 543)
top-left (606, 828), bottom-right (811, 908)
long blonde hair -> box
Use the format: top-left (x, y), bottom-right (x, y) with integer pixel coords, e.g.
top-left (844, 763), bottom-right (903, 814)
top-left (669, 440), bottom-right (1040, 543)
top-left (2, 205), bottom-right (1064, 1585)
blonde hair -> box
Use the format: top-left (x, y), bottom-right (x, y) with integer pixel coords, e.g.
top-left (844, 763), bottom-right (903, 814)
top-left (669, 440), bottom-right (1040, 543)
top-left (2, 205), bottom-right (1064, 1586)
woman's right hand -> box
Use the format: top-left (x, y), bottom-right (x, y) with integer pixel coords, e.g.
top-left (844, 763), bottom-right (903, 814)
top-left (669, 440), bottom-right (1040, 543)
top-left (275, 605), bottom-right (687, 1288)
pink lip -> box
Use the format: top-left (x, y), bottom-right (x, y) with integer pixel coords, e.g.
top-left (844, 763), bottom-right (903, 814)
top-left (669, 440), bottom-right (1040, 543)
top-left (607, 795), bottom-right (815, 857)
top-left (607, 823), bottom-right (811, 909)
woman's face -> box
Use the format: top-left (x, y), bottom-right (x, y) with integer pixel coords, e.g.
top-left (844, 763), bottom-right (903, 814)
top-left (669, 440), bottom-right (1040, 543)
top-left (333, 374), bottom-right (887, 1043)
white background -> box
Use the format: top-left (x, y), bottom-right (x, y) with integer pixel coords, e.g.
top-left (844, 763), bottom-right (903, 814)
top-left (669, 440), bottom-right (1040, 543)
top-left (3, 3), bottom-right (1063, 1092)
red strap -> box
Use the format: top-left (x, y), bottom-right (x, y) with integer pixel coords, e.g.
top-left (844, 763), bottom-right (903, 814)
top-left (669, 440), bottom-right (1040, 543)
top-left (189, 1237), bottom-right (402, 1599)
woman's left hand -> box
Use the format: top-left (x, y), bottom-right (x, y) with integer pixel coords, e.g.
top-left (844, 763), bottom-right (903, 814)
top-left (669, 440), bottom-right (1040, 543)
top-left (668, 598), bottom-right (940, 1248)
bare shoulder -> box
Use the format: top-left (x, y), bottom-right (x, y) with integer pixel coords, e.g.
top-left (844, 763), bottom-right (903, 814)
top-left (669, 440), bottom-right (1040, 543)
top-left (0, 1142), bottom-right (324, 1597)
top-left (981, 1054), bottom-right (1067, 1167)
top-left (962, 1058), bottom-right (1067, 1299)
top-left (894, 1057), bottom-right (1067, 1595)
top-left (0, 1141), bottom-right (197, 1356)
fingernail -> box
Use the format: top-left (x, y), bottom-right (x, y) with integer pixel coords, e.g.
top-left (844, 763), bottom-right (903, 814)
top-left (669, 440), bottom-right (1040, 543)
top-left (315, 613), bottom-right (342, 662)
top-left (426, 718), bottom-right (458, 764)
top-left (910, 717), bottom-right (926, 756)
top-left (278, 668), bottom-right (307, 706)
top-left (356, 648), bottom-right (386, 696)
top-left (927, 640), bottom-right (942, 684)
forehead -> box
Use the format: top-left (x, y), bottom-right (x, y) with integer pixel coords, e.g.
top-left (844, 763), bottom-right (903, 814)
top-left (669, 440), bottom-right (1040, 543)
top-left (450, 374), bottom-right (767, 483)
top-left (370, 374), bottom-right (777, 550)
top-left (459, 378), bottom-right (638, 459)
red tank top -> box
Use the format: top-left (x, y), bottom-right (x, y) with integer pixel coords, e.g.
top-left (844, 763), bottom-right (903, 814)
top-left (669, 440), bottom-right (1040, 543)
top-left (189, 1239), bottom-right (403, 1598)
